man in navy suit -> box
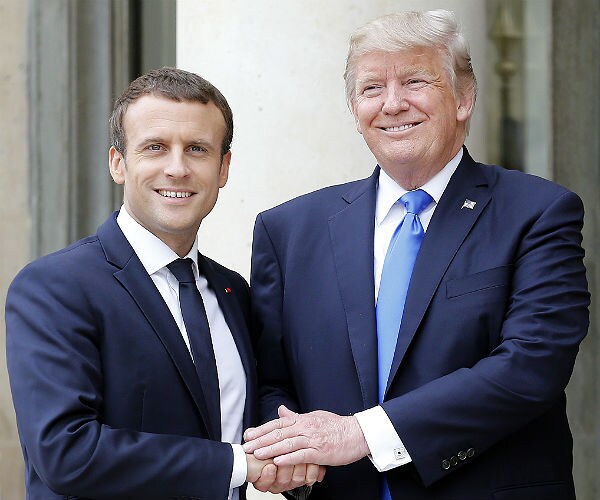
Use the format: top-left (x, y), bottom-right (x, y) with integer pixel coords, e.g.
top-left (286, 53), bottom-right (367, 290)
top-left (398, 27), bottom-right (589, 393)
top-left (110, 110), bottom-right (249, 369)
top-left (6, 67), bottom-right (278, 499)
top-left (243, 10), bottom-right (590, 500)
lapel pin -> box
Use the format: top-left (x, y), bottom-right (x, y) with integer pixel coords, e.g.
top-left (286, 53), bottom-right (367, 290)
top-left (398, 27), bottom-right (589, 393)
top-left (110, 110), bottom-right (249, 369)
top-left (224, 287), bottom-right (232, 294)
top-left (461, 199), bottom-right (476, 210)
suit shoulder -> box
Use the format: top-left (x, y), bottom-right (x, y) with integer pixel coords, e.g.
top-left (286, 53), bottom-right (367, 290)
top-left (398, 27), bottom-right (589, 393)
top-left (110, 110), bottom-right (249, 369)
top-left (258, 175), bottom-right (374, 220)
top-left (9, 234), bottom-right (102, 289)
top-left (480, 162), bottom-right (576, 196)
top-left (476, 162), bottom-right (583, 210)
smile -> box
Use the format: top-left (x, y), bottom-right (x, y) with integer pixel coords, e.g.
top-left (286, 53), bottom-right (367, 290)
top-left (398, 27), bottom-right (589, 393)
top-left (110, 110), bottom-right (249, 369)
top-left (157, 190), bottom-right (193, 198)
top-left (383, 123), bottom-right (417, 132)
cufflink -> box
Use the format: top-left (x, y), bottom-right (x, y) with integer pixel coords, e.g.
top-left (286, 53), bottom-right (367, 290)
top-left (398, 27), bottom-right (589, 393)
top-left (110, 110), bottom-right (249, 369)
top-left (394, 448), bottom-right (406, 460)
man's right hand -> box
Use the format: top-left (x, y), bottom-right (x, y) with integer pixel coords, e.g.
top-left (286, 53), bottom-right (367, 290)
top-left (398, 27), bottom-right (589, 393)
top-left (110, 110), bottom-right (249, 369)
top-left (246, 453), bottom-right (273, 483)
top-left (246, 454), bottom-right (326, 494)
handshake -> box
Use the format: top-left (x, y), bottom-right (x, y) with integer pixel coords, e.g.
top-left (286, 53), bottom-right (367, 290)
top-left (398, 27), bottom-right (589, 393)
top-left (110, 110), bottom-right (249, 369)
top-left (242, 405), bottom-right (370, 494)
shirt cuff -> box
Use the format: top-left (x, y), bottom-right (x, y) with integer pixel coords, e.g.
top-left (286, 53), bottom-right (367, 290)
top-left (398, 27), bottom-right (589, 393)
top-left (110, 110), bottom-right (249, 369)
top-left (354, 405), bottom-right (412, 472)
top-left (230, 443), bottom-right (247, 489)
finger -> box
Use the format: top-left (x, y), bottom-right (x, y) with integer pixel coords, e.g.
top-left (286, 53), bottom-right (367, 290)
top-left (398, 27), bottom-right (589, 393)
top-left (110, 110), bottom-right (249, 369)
top-left (267, 464), bottom-right (307, 494)
top-left (252, 463), bottom-right (277, 492)
top-left (317, 465), bottom-right (327, 482)
top-left (243, 413), bottom-right (298, 443)
top-left (291, 463), bottom-right (308, 486)
top-left (243, 418), bottom-right (284, 442)
top-left (304, 463), bottom-right (320, 486)
top-left (277, 405), bottom-right (298, 419)
top-left (253, 435), bottom-right (311, 460)
top-left (270, 464), bottom-right (294, 493)
top-left (273, 448), bottom-right (314, 467)
top-left (244, 424), bottom-right (295, 454)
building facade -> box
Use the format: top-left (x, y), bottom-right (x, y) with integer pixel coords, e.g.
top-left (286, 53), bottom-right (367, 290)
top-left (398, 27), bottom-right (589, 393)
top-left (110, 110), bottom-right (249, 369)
top-left (1, 1), bottom-right (597, 498)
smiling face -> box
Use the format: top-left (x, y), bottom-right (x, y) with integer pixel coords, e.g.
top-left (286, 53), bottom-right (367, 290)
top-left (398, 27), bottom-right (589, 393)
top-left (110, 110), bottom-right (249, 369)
top-left (109, 94), bottom-right (230, 256)
top-left (352, 47), bottom-right (473, 188)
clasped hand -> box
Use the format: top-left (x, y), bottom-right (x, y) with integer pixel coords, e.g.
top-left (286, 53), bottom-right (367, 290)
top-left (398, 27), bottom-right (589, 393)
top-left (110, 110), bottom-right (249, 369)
top-left (243, 405), bottom-right (369, 493)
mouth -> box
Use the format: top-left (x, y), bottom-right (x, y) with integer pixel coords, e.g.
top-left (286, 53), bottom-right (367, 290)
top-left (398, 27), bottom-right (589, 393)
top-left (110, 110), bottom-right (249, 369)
top-left (157, 190), bottom-right (194, 199)
top-left (380, 123), bottom-right (419, 132)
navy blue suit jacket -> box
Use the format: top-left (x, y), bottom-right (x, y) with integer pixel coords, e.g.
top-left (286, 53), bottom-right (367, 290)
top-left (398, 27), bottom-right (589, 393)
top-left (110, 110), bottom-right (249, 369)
top-left (250, 149), bottom-right (589, 499)
top-left (6, 212), bottom-right (258, 500)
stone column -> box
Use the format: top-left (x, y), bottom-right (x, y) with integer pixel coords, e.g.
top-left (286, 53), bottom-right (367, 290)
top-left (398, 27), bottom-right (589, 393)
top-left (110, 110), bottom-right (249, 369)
top-left (553, 1), bottom-right (600, 498)
top-left (0, 0), bottom-right (29, 498)
top-left (177, 0), bottom-right (488, 280)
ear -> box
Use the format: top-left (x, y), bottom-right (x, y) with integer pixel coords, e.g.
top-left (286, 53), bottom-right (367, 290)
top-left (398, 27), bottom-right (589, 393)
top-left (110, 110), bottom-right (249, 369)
top-left (109, 146), bottom-right (126, 185)
top-left (456, 89), bottom-right (475, 124)
top-left (218, 150), bottom-right (231, 188)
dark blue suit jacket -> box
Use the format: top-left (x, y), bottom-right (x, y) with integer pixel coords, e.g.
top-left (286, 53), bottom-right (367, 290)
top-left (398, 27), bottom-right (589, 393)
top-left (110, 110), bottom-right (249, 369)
top-left (6, 212), bottom-right (258, 500)
top-left (250, 149), bottom-right (589, 499)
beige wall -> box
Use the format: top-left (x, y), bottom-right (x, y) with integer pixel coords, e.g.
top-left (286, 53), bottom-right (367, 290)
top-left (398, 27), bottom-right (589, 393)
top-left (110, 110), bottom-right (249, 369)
top-left (177, 0), bottom-right (488, 281)
top-left (0, 0), bottom-right (29, 498)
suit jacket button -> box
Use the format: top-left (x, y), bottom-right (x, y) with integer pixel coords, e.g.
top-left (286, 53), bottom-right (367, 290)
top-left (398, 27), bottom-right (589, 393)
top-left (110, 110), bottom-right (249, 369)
top-left (458, 450), bottom-right (467, 460)
top-left (450, 456), bottom-right (458, 466)
top-left (467, 447), bottom-right (475, 458)
top-left (442, 459), bottom-right (451, 470)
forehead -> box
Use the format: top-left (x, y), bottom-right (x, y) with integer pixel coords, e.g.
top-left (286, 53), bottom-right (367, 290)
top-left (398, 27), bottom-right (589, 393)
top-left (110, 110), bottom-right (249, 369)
top-left (355, 47), bottom-right (446, 79)
top-left (122, 94), bottom-right (226, 139)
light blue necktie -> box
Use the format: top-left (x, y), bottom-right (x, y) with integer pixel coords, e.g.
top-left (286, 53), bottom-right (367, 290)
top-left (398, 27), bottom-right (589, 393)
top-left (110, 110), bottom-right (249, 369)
top-left (376, 189), bottom-right (432, 500)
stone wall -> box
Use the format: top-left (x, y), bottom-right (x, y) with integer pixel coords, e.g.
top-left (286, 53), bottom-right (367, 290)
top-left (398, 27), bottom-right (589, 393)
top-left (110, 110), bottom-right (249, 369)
top-left (0, 0), bottom-right (29, 498)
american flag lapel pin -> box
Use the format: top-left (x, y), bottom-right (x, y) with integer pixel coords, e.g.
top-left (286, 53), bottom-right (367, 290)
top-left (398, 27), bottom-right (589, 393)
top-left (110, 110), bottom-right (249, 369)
top-left (461, 199), bottom-right (476, 210)
top-left (224, 287), bottom-right (232, 294)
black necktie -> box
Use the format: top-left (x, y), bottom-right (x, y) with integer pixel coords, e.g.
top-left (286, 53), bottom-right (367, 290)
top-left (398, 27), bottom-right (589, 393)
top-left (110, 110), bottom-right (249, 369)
top-left (168, 258), bottom-right (221, 439)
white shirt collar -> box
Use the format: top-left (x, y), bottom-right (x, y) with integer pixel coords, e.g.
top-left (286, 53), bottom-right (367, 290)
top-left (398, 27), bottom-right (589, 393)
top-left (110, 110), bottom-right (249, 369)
top-left (375, 148), bottom-right (463, 226)
top-left (116, 206), bottom-right (199, 276)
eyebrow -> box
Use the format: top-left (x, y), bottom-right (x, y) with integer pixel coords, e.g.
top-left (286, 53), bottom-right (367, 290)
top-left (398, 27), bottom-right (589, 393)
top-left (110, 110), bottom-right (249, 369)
top-left (133, 137), bottom-right (216, 151)
top-left (356, 65), bottom-right (437, 85)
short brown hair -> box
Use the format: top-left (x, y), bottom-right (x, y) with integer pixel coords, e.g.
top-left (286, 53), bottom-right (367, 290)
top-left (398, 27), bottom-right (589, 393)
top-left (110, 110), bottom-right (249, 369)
top-left (110, 67), bottom-right (233, 157)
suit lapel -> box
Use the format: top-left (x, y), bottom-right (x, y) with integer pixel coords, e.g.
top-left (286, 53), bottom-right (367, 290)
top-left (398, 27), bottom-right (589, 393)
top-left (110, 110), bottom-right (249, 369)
top-left (198, 254), bottom-right (257, 429)
top-left (385, 151), bottom-right (492, 396)
top-left (329, 170), bottom-right (379, 409)
top-left (97, 214), bottom-right (216, 438)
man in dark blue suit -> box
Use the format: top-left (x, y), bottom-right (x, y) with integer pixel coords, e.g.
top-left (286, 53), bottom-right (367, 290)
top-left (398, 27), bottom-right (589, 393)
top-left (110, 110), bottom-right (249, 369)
top-left (6, 68), bottom-right (275, 499)
top-left (243, 10), bottom-right (590, 500)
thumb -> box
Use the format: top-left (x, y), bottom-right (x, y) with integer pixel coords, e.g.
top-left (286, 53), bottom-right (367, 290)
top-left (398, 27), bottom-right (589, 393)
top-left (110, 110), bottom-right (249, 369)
top-left (277, 405), bottom-right (297, 418)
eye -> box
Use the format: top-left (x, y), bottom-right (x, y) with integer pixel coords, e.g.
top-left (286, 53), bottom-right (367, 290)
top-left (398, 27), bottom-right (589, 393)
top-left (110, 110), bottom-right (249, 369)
top-left (189, 145), bottom-right (208, 153)
top-left (362, 85), bottom-right (383, 97)
top-left (406, 79), bottom-right (428, 89)
top-left (147, 144), bottom-right (163, 151)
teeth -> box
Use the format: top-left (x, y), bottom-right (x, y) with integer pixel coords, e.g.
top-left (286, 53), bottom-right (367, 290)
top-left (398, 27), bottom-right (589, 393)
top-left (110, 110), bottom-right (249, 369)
top-left (385, 124), bottom-right (415, 132)
top-left (158, 190), bottom-right (192, 198)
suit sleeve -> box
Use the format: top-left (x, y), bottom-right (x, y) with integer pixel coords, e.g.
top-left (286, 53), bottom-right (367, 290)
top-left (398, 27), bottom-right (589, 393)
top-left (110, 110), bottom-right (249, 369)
top-left (382, 190), bottom-right (590, 486)
top-left (250, 213), bottom-right (301, 423)
top-left (5, 261), bottom-right (234, 500)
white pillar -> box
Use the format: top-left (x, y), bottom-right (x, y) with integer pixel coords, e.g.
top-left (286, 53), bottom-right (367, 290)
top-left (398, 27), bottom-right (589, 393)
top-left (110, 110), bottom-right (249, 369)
top-left (177, 1), bottom-right (488, 280)
top-left (177, 3), bottom-right (487, 498)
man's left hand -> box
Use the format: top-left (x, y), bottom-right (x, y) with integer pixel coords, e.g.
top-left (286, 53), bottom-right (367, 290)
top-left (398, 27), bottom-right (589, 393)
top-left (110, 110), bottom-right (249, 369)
top-left (243, 405), bottom-right (370, 466)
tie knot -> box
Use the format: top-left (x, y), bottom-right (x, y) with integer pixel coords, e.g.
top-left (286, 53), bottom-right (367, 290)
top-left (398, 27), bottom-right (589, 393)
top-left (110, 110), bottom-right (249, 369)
top-left (167, 258), bottom-right (196, 284)
top-left (400, 189), bottom-right (433, 216)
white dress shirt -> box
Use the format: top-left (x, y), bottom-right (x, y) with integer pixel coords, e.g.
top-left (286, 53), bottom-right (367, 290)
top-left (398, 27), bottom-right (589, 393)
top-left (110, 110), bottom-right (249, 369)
top-left (117, 207), bottom-right (247, 499)
top-left (354, 149), bottom-right (462, 472)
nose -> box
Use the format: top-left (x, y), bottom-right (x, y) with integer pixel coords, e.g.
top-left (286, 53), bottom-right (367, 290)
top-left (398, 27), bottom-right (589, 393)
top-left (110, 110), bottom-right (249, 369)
top-left (382, 85), bottom-right (409, 115)
top-left (163, 151), bottom-right (189, 178)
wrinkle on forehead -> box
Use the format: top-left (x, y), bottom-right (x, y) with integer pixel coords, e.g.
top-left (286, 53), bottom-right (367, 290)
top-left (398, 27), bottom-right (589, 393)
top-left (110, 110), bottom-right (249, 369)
top-left (355, 49), bottom-right (444, 82)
